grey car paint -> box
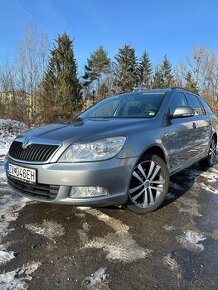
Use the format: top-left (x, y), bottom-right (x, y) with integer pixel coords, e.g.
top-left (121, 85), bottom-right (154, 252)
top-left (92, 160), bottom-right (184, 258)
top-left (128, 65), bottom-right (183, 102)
top-left (5, 88), bottom-right (217, 207)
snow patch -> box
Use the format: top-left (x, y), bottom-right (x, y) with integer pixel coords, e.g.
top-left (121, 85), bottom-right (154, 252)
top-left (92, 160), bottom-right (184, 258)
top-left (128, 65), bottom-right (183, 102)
top-left (0, 171), bottom-right (6, 184)
top-left (0, 119), bottom-right (27, 136)
top-left (177, 230), bottom-right (206, 251)
top-left (75, 212), bottom-right (86, 218)
top-left (0, 136), bottom-right (15, 158)
top-left (25, 220), bottom-right (65, 241)
top-left (200, 182), bottom-right (218, 194)
top-left (188, 167), bottom-right (218, 183)
top-left (82, 222), bottom-right (90, 232)
top-left (163, 225), bottom-right (177, 231)
top-left (0, 119), bottom-right (27, 180)
top-left (0, 119), bottom-right (27, 158)
top-left (0, 261), bottom-right (41, 290)
top-left (84, 267), bottom-right (109, 289)
top-left (0, 249), bottom-right (15, 265)
top-left (163, 254), bottom-right (181, 278)
top-left (78, 229), bottom-right (88, 245)
top-left (0, 194), bottom-right (29, 239)
top-left (198, 169), bottom-right (218, 183)
top-left (0, 161), bottom-right (7, 184)
top-left (0, 194), bottom-right (29, 265)
top-left (81, 208), bottom-right (129, 235)
top-left (85, 234), bottom-right (151, 263)
top-left (78, 208), bottom-right (152, 263)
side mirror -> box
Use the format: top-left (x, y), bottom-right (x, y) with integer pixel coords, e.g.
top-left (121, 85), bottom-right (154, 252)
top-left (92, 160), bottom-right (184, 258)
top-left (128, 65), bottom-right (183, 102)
top-left (169, 106), bottom-right (195, 119)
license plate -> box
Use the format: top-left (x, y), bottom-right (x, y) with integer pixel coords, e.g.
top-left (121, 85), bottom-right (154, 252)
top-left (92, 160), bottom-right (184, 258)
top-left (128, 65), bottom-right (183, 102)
top-left (7, 163), bottom-right (36, 184)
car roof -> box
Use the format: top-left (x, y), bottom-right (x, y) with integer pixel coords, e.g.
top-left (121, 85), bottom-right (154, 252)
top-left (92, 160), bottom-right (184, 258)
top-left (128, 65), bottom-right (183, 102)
top-left (117, 89), bottom-right (171, 97)
top-left (113, 87), bottom-right (200, 98)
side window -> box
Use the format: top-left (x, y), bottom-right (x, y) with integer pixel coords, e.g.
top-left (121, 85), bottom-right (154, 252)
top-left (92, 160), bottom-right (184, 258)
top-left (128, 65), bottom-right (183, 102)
top-left (199, 98), bottom-right (213, 115)
top-left (186, 94), bottom-right (205, 115)
top-left (168, 92), bottom-right (188, 114)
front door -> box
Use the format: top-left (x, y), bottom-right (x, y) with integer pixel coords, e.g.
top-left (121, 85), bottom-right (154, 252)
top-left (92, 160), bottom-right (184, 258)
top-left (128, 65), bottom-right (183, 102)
top-left (165, 92), bottom-right (195, 171)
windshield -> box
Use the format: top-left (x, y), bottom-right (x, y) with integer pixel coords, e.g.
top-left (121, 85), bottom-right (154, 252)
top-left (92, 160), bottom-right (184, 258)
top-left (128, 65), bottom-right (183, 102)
top-left (79, 93), bottom-right (165, 119)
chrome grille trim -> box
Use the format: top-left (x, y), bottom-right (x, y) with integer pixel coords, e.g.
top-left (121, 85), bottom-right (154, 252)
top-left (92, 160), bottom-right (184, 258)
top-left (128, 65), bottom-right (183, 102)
top-left (8, 139), bottom-right (61, 163)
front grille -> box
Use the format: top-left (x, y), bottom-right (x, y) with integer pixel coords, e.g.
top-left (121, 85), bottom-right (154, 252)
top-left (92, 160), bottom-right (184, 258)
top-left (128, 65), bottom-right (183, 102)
top-left (9, 141), bottom-right (59, 162)
top-left (7, 175), bottom-right (59, 200)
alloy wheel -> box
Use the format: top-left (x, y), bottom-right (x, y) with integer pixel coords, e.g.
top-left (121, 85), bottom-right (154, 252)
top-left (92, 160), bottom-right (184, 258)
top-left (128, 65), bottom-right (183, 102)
top-left (129, 160), bottom-right (165, 208)
top-left (209, 139), bottom-right (217, 164)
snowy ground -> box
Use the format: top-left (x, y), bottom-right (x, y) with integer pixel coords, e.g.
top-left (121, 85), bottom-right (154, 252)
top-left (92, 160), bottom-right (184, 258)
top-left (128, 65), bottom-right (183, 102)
top-left (0, 119), bottom-right (27, 187)
top-left (0, 120), bottom-right (218, 289)
top-left (0, 119), bottom-right (27, 161)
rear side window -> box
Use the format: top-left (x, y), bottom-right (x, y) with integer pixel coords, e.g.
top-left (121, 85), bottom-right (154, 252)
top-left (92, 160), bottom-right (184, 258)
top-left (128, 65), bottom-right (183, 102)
top-left (168, 92), bottom-right (188, 114)
top-left (199, 98), bottom-right (213, 115)
top-left (186, 93), bottom-right (205, 115)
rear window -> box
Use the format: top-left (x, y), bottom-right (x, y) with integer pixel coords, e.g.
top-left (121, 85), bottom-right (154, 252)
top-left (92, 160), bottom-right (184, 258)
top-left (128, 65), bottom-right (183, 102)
top-left (186, 93), bottom-right (205, 115)
top-left (199, 98), bottom-right (213, 115)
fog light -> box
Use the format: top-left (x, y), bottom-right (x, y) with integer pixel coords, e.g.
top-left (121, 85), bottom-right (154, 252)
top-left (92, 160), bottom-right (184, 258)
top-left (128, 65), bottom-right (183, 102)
top-left (69, 186), bottom-right (108, 198)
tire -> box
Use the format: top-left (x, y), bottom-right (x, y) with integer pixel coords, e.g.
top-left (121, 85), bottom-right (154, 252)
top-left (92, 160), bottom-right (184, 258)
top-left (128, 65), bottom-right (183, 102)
top-left (126, 154), bottom-right (169, 214)
top-left (199, 137), bottom-right (217, 167)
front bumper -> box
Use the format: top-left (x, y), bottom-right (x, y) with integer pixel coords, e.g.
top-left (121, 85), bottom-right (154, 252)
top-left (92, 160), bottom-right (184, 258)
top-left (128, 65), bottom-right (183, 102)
top-left (6, 156), bottom-right (138, 207)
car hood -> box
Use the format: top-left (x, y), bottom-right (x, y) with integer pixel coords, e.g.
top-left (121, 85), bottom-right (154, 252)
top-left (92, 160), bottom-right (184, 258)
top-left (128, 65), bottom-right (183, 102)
top-left (20, 118), bottom-right (156, 143)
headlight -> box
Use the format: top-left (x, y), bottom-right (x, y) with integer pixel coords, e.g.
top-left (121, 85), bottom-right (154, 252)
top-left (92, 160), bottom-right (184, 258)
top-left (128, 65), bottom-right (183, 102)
top-left (58, 136), bottom-right (126, 162)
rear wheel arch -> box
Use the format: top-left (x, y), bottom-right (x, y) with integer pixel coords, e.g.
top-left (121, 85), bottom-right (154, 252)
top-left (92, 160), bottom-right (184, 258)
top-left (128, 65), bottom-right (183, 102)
top-left (199, 134), bottom-right (217, 167)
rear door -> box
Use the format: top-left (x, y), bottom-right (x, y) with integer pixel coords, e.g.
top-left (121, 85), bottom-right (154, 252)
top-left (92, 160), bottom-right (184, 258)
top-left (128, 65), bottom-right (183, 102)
top-left (185, 93), bottom-right (210, 158)
top-left (198, 97), bottom-right (215, 152)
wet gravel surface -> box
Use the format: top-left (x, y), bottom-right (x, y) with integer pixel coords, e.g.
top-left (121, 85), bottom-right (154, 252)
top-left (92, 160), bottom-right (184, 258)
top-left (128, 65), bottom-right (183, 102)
top-left (0, 158), bottom-right (218, 289)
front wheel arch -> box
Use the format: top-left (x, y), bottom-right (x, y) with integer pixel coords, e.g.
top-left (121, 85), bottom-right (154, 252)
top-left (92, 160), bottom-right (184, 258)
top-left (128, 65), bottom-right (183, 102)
top-left (138, 145), bottom-right (167, 164)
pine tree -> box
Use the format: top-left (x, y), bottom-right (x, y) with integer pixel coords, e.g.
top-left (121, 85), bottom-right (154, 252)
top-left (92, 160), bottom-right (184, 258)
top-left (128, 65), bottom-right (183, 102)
top-left (185, 71), bottom-right (198, 93)
top-left (41, 33), bottom-right (82, 122)
top-left (153, 55), bottom-right (174, 88)
top-left (152, 66), bottom-right (163, 89)
top-left (114, 44), bottom-right (138, 93)
top-left (161, 55), bottom-right (174, 86)
top-left (138, 51), bottom-right (152, 90)
top-left (83, 46), bottom-right (110, 100)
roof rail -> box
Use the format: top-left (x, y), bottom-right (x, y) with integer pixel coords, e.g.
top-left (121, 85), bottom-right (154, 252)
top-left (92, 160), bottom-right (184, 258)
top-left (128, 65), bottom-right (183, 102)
top-left (171, 87), bottom-right (200, 96)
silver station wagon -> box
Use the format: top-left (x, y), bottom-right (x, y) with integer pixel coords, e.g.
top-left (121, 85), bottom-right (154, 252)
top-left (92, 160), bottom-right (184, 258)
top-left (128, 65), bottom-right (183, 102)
top-left (6, 88), bottom-right (217, 214)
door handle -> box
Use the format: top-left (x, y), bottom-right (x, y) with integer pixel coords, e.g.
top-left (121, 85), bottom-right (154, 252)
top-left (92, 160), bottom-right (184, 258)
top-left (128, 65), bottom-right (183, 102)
top-left (192, 122), bottom-right (197, 129)
top-left (209, 120), bottom-right (212, 126)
